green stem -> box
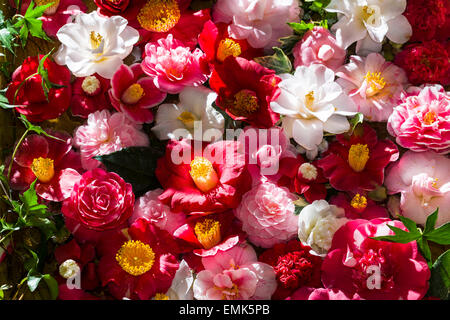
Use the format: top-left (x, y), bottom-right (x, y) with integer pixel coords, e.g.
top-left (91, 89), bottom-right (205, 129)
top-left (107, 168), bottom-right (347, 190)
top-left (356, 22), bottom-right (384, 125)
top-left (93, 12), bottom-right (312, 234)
top-left (7, 128), bottom-right (29, 181)
top-left (13, 73), bottom-right (38, 105)
top-left (0, 230), bottom-right (14, 245)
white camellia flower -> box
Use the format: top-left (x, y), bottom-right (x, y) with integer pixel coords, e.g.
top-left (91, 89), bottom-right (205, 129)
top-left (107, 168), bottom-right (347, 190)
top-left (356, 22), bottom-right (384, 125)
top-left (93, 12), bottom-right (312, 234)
top-left (325, 0), bottom-right (412, 54)
top-left (152, 260), bottom-right (195, 300)
top-left (270, 64), bottom-right (356, 152)
top-left (152, 86), bottom-right (225, 142)
top-left (54, 11), bottom-right (139, 79)
top-left (298, 200), bottom-right (348, 257)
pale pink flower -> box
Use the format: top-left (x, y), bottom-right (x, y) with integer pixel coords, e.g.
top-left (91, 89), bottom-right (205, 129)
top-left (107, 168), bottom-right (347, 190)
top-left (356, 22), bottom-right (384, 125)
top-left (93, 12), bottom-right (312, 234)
top-left (193, 243), bottom-right (277, 300)
top-left (385, 151), bottom-right (450, 227)
top-left (213, 0), bottom-right (301, 49)
top-left (74, 110), bottom-right (149, 170)
top-left (293, 27), bottom-right (346, 71)
top-left (130, 189), bottom-right (186, 235)
top-left (387, 84), bottom-right (450, 154)
top-left (234, 181), bottom-right (298, 248)
top-left (336, 53), bottom-right (408, 122)
top-left (141, 34), bottom-right (208, 94)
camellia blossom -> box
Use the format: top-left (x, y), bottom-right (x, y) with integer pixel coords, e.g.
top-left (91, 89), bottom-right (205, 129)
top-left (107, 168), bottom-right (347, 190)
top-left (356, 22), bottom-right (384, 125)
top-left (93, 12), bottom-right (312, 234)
top-left (70, 73), bottom-right (111, 118)
top-left (385, 151), bottom-right (450, 227)
top-left (330, 192), bottom-right (389, 220)
top-left (336, 53), bottom-right (408, 122)
top-left (287, 287), bottom-right (360, 300)
top-left (54, 11), bottom-right (139, 78)
top-left (109, 64), bottom-right (167, 123)
top-left (141, 34), bottom-right (209, 94)
top-left (321, 218), bottom-right (430, 300)
top-left (193, 243), bottom-right (277, 300)
top-left (387, 85), bottom-right (450, 154)
top-left (153, 260), bottom-right (195, 300)
top-left (212, 0), bottom-right (301, 49)
top-left (74, 110), bottom-right (150, 170)
top-left (325, 0), bottom-right (412, 54)
top-left (234, 181), bottom-right (298, 248)
top-left (152, 86), bottom-right (225, 141)
top-left (270, 64), bottom-right (357, 152)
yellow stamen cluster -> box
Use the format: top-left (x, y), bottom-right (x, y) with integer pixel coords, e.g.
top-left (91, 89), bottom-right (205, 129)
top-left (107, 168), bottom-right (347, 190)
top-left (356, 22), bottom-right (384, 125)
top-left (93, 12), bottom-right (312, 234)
top-left (116, 240), bottom-right (155, 276)
top-left (231, 90), bottom-right (259, 117)
top-left (364, 72), bottom-right (386, 97)
top-left (194, 218), bottom-right (221, 249)
top-left (348, 144), bottom-right (370, 172)
top-left (177, 111), bottom-right (197, 129)
top-left (361, 5), bottom-right (377, 25)
top-left (350, 194), bottom-right (368, 211)
top-left (153, 293), bottom-right (170, 300)
top-left (90, 31), bottom-right (103, 50)
top-left (189, 157), bottom-right (219, 192)
top-left (217, 38), bottom-right (242, 62)
top-left (432, 178), bottom-right (439, 189)
top-left (137, 0), bottom-right (181, 32)
top-left (121, 83), bottom-right (144, 105)
top-left (35, 0), bottom-right (60, 15)
top-left (423, 111), bottom-right (437, 125)
top-left (31, 157), bottom-right (55, 183)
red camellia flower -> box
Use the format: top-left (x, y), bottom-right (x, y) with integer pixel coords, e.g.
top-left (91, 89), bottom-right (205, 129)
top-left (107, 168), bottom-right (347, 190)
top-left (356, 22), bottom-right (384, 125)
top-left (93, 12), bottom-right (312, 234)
top-left (329, 192), bottom-right (389, 220)
top-left (394, 40), bottom-right (450, 86)
top-left (70, 73), bottom-right (111, 118)
top-left (276, 155), bottom-right (327, 203)
top-left (6, 55), bottom-right (72, 122)
top-left (259, 240), bottom-right (323, 300)
top-left (321, 218), bottom-right (430, 300)
top-left (97, 218), bottom-right (180, 300)
top-left (317, 124), bottom-right (399, 192)
top-left (7, 130), bottom-right (82, 202)
top-left (94, 0), bottom-right (136, 18)
top-left (155, 139), bottom-right (252, 215)
top-left (210, 57), bottom-right (281, 128)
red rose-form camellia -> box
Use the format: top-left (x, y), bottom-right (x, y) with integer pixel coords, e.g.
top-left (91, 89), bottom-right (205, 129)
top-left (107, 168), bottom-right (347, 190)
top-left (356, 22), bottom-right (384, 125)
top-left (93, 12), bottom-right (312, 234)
top-left (329, 192), bottom-right (389, 220)
top-left (155, 139), bottom-right (252, 215)
top-left (317, 124), bottom-right (399, 192)
top-left (321, 218), bottom-right (430, 300)
top-left (6, 55), bottom-right (72, 122)
top-left (70, 73), bottom-right (111, 118)
top-left (210, 56), bottom-right (281, 128)
top-left (7, 130), bottom-right (82, 202)
top-left (97, 218), bottom-right (180, 300)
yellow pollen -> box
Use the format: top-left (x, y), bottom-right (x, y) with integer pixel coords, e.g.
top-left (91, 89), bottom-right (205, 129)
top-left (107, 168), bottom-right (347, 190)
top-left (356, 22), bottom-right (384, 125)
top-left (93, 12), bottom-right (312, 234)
top-left (231, 90), bottom-right (259, 117)
top-left (364, 72), bottom-right (386, 97)
top-left (350, 194), bottom-right (368, 211)
top-left (348, 144), bottom-right (370, 172)
top-left (189, 157), bottom-right (219, 193)
top-left (90, 31), bottom-right (103, 50)
top-left (219, 284), bottom-right (240, 300)
top-left (31, 157), bottom-right (55, 183)
top-left (423, 111), bottom-right (437, 125)
top-left (194, 218), bottom-right (221, 249)
top-left (35, 0), bottom-right (60, 15)
top-left (115, 240), bottom-right (155, 276)
top-left (137, 0), bottom-right (181, 32)
top-left (361, 5), bottom-right (377, 24)
top-left (217, 38), bottom-right (242, 62)
top-left (177, 111), bottom-right (197, 129)
top-left (121, 83), bottom-right (145, 105)
top-left (153, 293), bottom-right (169, 300)
top-left (432, 178), bottom-right (439, 189)
top-left (305, 91), bottom-right (315, 110)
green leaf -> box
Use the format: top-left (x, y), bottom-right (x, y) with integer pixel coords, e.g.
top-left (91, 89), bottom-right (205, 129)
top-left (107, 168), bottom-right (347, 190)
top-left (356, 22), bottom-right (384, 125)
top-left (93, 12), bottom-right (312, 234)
top-left (428, 250), bottom-right (450, 300)
top-left (397, 215), bottom-right (420, 234)
top-left (425, 223), bottom-right (450, 245)
top-left (94, 146), bottom-right (164, 197)
top-left (27, 275), bottom-right (42, 292)
top-left (348, 113), bottom-right (364, 135)
top-left (42, 274), bottom-right (58, 300)
top-left (371, 225), bottom-right (421, 244)
top-left (24, 249), bottom-right (39, 272)
top-left (424, 209), bottom-right (439, 234)
top-left (0, 27), bottom-right (15, 54)
top-left (288, 21), bottom-right (315, 34)
top-left (18, 114), bottom-right (65, 141)
top-left (278, 35), bottom-right (301, 56)
top-left (254, 47), bottom-right (292, 74)
top-left (417, 237), bottom-right (432, 267)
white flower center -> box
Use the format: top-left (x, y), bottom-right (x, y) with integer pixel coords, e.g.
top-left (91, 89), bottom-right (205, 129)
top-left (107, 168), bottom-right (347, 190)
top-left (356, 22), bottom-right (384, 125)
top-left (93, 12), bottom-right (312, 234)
top-left (81, 76), bottom-right (101, 95)
top-left (59, 259), bottom-right (81, 279)
top-left (299, 163), bottom-right (318, 181)
top-left (360, 5), bottom-right (381, 27)
top-left (90, 31), bottom-right (105, 54)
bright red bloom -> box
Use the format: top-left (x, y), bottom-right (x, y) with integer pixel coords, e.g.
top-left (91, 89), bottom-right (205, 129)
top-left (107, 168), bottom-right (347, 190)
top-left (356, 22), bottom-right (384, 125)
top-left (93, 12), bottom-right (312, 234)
top-left (155, 139), bottom-right (252, 215)
top-left (97, 218), bottom-right (179, 300)
top-left (329, 192), bottom-right (389, 220)
top-left (259, 240), bottom-right (323, 300)
top-left (95, 0), bottom-right (136, 18)
top-left (394, 40), bottom-right (450, 86)
top-left (7, 130), bottom-right (82, 202)
top-left (276, 155), bottom-right (327, 203)
top-left (321, 218), bottom-right (430, 300)
top-left (6, 55), bottom-right (72, 122)
top-left (317, 124), bottom-right (399, 192)
top-left (70, 73), bottom-right (111, 118)
top-left (210, 57), bottom-right (281, 128)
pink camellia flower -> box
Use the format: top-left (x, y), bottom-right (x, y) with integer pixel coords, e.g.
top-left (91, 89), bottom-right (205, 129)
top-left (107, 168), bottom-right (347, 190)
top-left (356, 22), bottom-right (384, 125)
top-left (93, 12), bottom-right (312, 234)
top-left (74, 110), bottom-right (149, 170)
top-left (234, 181), bottom-right (298, 248)
top-left (141, 34), bottom-right (209, 94)
top-left (330, 192), bottom-right (389, 220)
top-left (387, 84), bottom-right (450, 154)
top-left (321, 218), bottom-right (430, 300)
top-left (130, 189), bottom-right (186, 235)
top-left (70, 74), bottom-right (111, 118)
top-left (109, 64), bottom-right (167, 123)
top-left (287, 287), bottom-right (361, 300)
top-left (336, 53), bottom-right (408, 122)
top-left (293, 27), bottom-right (346, 72)
top-left (193, 243), bottom-right (277, 300)
top-left (385, 151), bottom-right (450, 227)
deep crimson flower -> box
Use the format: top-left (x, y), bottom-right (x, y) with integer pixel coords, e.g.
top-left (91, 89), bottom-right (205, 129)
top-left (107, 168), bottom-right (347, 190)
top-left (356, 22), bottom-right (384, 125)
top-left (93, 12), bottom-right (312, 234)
top-left (94, 0), bottom-right (136, 18)
top-left (6, 130), bottom-right (82, 202)
top-left (329, 192), bottom-right (389, 220)
top-left (6, 55), bottom-right (72, 122)
top-left (209, 57), bottom-right (281, 128)
top-left (97, 218), bottom-right (179, 300)
top-left (317, 124), bottom-right (399, 192)
top-left (259, 240), bottom-right (323, 300)
top-left (70, 73), bottom-right (111, 118)
top-left (321, 218), bottom-right (430, 300)
top-left (394, 40), bottom-right (450, 86)
top-left (155, 139), bottom-right (252, 215)
top-left (276, 155), bottom-right (327, 203)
